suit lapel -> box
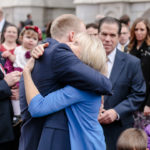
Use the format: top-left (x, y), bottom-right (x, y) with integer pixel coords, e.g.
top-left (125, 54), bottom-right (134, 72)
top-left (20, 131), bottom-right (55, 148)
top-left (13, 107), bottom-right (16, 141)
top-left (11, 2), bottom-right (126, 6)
top-left (104, 50), bottom-right (126, 102)
top-left (104, 50), bottom-right (126, 105)
top-left (109, 50), bottom-right (125, 88)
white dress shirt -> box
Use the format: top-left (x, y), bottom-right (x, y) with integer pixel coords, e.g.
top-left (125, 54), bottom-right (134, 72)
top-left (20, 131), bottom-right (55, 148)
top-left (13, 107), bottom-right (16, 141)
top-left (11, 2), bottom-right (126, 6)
top-left (107, 48), bottom-right (117, 78)
top-left (0, 18), bottom-right (5, 33)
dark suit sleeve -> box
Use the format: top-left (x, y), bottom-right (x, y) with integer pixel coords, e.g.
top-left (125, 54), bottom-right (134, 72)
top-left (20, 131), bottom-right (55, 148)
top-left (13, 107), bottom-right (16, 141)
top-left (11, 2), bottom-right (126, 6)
top-left (114, 59), bottom-right (146, 119)
top-left (51, 44), bottom-right (112, 95)
top-left (0, 53), bottom-right (11, 100)
top-left (146, 94), bottom-right (150, 106)
top-left (0, 79), bottom-right (11, 100)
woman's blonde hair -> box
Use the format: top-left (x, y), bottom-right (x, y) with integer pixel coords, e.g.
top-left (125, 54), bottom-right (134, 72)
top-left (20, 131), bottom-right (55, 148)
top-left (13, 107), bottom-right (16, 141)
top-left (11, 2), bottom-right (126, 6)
top-left (75, 32), bottom-right (107, 75)
top-left (117, 128), bottom-right (148, 150)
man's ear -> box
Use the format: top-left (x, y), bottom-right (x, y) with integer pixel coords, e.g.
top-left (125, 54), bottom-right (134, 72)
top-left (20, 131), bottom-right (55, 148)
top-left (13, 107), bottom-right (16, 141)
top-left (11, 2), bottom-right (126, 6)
top-left (68, 31), bottom-right (75, 42)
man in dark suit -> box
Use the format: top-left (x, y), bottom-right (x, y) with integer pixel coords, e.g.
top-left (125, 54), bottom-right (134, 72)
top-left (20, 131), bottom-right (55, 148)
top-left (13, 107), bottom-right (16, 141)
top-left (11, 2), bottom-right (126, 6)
top-left (19, 14), bottom-right (112, 150)
top-left (98, 17), bottom-right (146, 150)
top-left (117, 23), bottom-right (130, 52)
top-left (24, 14), bottom-right (33, 26)
top-left (0, 52), bottom-right (21, 150)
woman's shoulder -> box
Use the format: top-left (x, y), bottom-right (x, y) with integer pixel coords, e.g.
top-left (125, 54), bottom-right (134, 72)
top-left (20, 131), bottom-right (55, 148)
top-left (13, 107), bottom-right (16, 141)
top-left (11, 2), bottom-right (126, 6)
top-left (0, 44), bottom-right (18, 54)
top-left (0, 44), bottom-right (6, 52)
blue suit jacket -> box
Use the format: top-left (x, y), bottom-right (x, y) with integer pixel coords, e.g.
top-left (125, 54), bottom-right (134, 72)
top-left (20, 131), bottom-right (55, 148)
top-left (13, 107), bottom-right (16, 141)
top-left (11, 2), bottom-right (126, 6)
top-left (19, 38), bottom-right (112, 150)
top-left (102, 50), bottom-right (146, 150)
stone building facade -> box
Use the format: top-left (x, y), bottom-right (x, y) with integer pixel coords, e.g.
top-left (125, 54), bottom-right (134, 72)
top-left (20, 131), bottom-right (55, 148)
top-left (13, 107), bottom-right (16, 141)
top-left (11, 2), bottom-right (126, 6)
top-left (75, 0), bottom-right (150, 24)
top-left (0, 0), bottom-right (75, 28)
top-left (0, 0), bottom-right (150, 28)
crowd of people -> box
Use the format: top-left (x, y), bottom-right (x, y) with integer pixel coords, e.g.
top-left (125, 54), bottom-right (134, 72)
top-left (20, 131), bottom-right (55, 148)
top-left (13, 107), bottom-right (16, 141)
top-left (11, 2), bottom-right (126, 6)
top-left (0, 6), bottom-right (150, 150)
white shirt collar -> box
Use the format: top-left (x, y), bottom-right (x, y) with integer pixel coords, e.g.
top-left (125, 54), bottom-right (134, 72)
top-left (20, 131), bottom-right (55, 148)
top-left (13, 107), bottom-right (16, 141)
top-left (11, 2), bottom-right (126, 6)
top-left (117, 40), bottom-right (129, 51)
top-left (106, 48), bottom-right (117, 78)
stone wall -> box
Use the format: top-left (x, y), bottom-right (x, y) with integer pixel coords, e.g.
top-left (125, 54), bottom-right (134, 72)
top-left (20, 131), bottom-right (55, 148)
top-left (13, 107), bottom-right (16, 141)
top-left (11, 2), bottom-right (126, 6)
top-left (0, 0), bottom-right (75, 28)
top-left (74, 0), bottom-right (150, 24)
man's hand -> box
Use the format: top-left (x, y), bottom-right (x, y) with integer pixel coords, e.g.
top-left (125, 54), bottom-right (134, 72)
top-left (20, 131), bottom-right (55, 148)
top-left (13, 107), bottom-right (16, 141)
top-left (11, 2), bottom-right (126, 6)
top-left (31, 42), bottom-right (49, 59)
top-left (144, 105), bottom-right (150, 116)
top-left (4, 71), bottom-right (22, 87)
top-left (98, 109), bottom-right (118, 124)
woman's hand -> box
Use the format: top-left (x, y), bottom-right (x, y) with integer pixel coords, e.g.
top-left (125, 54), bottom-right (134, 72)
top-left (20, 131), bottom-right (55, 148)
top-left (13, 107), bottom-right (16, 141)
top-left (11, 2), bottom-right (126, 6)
top-left (24, 57), bottom-right (35, 73)
top-left (23, 58), bottom-right (40, 105)
top-left (31, 42), bottom-right (49, 59)
top-left (2, 51), bottom-right (12, 58)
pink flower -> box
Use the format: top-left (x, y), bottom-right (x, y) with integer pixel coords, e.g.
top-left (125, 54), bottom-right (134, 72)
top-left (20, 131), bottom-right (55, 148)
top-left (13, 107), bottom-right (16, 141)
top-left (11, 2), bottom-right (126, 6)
top-left (24, 25), bottom-right (42, 40)
top-left (25, 51), bottom-right (31, 59)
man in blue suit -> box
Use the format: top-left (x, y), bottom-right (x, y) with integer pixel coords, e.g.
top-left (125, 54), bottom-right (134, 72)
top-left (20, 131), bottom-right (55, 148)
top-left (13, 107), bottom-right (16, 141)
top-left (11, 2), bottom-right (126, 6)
top-left (98, 17), bottom-right (146, 150)
top-left (19, 14), bottom-right (112, 150)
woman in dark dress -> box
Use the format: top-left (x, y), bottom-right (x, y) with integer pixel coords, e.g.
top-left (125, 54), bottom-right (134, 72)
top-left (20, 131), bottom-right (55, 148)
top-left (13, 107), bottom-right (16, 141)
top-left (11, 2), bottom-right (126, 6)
top-left (128, 17), bottom-right (150, 129)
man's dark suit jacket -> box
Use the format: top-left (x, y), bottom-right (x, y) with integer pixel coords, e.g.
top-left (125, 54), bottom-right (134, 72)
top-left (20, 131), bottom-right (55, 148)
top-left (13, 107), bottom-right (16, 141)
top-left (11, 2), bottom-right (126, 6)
top-left (102, 50), bottom-right (146, 150)
top-left (24, 19), bottom-right (33, 26)
top-left (0, 52), bottom-right (14, 144)
top-left (19, 38), bottom-right (112, 150)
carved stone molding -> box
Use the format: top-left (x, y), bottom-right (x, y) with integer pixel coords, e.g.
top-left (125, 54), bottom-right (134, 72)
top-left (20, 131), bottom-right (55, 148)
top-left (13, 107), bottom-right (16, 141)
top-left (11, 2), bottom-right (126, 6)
top-left (74, 0), bottom-right (150, 4)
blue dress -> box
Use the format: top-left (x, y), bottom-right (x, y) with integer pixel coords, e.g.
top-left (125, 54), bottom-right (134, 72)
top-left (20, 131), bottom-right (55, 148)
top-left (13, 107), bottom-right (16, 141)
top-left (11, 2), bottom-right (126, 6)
top-left (28, 85), bottom-right (106, 150)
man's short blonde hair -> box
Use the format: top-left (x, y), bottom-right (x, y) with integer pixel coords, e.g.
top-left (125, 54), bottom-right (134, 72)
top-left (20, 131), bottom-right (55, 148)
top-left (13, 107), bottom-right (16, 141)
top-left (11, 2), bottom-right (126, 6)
top-left (75, 32), bottom-right (107, 75)
top-left (51, 14), bottom-right (84, 40)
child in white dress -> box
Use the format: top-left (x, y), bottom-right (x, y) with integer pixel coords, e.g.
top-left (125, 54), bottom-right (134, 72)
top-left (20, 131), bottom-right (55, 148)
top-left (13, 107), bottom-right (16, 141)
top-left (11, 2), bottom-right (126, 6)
top-left (2, 25), bottom-right (42, 125)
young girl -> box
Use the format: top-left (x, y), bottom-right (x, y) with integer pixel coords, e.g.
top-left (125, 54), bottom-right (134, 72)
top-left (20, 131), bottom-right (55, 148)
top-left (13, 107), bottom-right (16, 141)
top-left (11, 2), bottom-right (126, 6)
top-left (2, 25), bottom-right (42, 125)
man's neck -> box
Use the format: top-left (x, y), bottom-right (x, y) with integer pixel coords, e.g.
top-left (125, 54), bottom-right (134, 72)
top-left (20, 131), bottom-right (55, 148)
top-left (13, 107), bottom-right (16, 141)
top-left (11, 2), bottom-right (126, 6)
top-left (107, 48), bottom-right (117, 57)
